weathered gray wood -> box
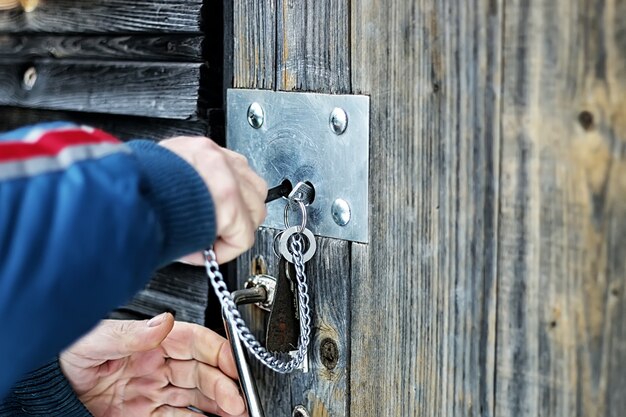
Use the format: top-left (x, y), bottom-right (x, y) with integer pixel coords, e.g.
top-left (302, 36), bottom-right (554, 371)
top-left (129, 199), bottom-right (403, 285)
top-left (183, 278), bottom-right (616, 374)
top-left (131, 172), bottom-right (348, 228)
top-left (233, 2), bottom-right (352, 415)
top-left (233, 0), bottom-right (275, 90)
top-left (0, 35), bottom-right (203, 61)
top-left (276, 0), bottom-right (350, 93)
top-left (0, 0), bottom-right (203, 33)
top-left (0, 107), bottom-right (208, 140)
top-left (0, 60), bottom-right (202, 119)
top-left (496, 1), bottom-right (626, 416)
top-left (350, 1), bottom-right (502, 416)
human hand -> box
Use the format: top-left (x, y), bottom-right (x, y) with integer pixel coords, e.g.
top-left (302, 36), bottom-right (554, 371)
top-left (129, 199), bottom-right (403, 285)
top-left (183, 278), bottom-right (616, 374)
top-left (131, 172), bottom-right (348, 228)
top-left (159, 136), bottom-right (267, 264)
top-left (60, 313), bottom-right (247, 417)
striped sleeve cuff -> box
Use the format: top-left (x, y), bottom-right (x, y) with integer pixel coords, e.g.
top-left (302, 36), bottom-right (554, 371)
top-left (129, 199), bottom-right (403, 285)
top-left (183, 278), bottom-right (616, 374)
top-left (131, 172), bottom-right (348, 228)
top-left (0, 360), bottom-right (92, 416)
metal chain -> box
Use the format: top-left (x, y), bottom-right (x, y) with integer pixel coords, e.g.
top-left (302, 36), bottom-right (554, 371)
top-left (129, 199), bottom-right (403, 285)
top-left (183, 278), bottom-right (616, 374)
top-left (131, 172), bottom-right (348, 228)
top-left (204, 233), bottom-right (312, 373)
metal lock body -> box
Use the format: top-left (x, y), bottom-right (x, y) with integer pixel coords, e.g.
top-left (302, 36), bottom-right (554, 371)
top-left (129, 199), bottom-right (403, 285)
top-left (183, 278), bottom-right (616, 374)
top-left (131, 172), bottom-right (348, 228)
top-left (228, 89), bottom-right (370, 243)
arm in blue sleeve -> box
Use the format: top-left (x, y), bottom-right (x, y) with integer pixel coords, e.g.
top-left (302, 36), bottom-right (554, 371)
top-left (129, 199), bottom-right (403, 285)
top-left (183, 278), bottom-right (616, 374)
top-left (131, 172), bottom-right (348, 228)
top-left (0, 359), bottom-right (92, 417)
top-left (0, 123), bottom-right (216, 399)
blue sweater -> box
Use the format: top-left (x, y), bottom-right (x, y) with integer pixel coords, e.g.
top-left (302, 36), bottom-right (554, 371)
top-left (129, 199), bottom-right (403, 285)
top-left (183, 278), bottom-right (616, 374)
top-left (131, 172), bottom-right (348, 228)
top-left (0, 123), bottom-right (216, 413)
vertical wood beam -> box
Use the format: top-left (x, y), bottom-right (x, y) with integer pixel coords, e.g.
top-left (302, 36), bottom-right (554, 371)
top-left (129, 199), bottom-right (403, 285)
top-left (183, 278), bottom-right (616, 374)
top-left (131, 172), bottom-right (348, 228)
top-left (350, 0), bottom-right (503, 415)
top-left (496, 0), bottom-right (626, 415)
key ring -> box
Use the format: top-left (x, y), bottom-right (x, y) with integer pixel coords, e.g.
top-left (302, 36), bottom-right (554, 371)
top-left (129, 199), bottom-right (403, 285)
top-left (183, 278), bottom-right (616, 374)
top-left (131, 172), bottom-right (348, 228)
top-left (278, 226), bottom-right (317, 263)
top-left (283, 199), bottom-right (307, 233)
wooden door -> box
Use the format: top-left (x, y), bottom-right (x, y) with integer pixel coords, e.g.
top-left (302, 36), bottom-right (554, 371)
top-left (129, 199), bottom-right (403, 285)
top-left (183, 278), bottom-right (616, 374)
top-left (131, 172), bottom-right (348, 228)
top-left (230, 1), bottom-right (626, 416)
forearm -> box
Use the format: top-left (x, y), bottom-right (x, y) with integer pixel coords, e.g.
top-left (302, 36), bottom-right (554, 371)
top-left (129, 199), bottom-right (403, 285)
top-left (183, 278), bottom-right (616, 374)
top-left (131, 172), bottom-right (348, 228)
top-left (0, 123), bottom-right (216, 398)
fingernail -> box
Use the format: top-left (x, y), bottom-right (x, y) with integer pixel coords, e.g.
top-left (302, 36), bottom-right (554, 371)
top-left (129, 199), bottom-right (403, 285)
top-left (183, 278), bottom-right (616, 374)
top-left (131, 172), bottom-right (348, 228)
top-left (147, 313), bottom-right (167, 327)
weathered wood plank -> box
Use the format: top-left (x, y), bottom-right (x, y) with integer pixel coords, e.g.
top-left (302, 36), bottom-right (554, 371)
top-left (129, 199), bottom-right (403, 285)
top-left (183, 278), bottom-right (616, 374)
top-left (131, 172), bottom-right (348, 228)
top-left (496, 1), bottom-right (626, 416)
top-left (0, 0), bottom-right (203, 34)
top-left (275, 3), bottom-right (351, 416)
top-left (276, 0), bottom-right (350, 93)
top-left (0, 107), bottom-right (208, 142)
top-left (0, 35), bottom-right (203, 61)
top-left (233, 0), bottom-right (276, 90)
top-left (350, 1), bottom-right (502, 416)
top-left (236, 231), bottom-right (351, 417)
top-left (0, 60), bottom-right (202, 119)
top-left (232, 1), bottom-right (352, 415)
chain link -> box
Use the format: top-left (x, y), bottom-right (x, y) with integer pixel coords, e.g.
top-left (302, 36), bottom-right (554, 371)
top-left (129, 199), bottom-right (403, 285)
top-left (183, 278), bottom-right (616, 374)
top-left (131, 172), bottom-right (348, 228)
top-left (204, 233), bottom-right (312, 373)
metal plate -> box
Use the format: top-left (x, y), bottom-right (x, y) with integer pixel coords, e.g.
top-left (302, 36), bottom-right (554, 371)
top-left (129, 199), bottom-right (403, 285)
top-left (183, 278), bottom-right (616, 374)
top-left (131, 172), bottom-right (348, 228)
top-left (227, 89), bottom-right (369, 242)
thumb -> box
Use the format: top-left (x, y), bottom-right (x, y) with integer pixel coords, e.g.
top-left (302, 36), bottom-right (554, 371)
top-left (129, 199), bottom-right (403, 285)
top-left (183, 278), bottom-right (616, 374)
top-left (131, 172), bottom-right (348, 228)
top-left (70, 313), bottom-right (176, 361)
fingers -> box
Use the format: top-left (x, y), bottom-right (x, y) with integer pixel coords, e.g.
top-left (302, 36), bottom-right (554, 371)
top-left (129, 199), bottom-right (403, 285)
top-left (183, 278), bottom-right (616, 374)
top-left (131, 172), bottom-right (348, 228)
top-left (152, 405), bottom-right (204, 417)
top-left (152, 404), bottom-right (247, 417)
top-left (165, 359), bottom-right (245, 415)
top-left (159, 136), bottom-right (267, 264)
top-left (62, 313), bottom-right (175, 363)
top-left (160, 322), bottom-right (238, 379)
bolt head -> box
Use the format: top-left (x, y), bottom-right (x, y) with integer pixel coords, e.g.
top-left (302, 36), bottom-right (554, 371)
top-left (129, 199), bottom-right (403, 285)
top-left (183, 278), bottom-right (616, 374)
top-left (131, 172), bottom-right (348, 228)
top-left (329, 107), bottom-right (348, 135)
top-left (247, 102), bottom-right (264, 129)
top-left (331, 198), bottom-right (351, 226)
top-left (292, 405), bottom-right (310, 417)
top-left (22, 67), bottom-right (37, 91)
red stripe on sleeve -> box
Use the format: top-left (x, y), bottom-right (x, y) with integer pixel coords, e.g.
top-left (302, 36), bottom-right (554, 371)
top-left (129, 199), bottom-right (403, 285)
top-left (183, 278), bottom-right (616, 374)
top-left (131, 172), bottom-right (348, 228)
top-left (0, 128), bottom-right (121, 163)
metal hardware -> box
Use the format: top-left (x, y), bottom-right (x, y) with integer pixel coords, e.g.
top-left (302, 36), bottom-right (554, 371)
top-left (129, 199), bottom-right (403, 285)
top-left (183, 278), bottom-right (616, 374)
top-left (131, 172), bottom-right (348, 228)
top-left (329, 107), bottom-right (348, 135)
top-left (245, 275), bottom-right (276, 311)
top-left (22, 67), bottom-right (37, 90)
top-left (266, 258), bottom-right (300, 352)
top-left (288, 181), bottom-right (315, 206)
top-left (265, 180), bottom-right (293, 203)
top-left (223, 304), bottom-right (265, 417)
top-left (279, 226), bottom-right (316, 264)
top-left (331, 198), bottom-right (351, 226)
top-left (244, 255), bottom-right (276, 311)
top-left (247, 102), bottom-right (264, 129)
top-left (292, 405), bottom-right (310, 417)
top-left (228, 89), bottom-right (370, 243)
top-left (205, 241), bottom-right (311, 374)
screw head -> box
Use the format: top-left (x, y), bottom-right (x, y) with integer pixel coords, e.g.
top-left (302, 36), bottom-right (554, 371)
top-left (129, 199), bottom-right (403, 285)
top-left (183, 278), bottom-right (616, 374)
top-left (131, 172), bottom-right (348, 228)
top-left (331, 198), bottom-right (351, 226)
top-left (247, 102), bottom-right (264, 129)
top-left (329, 107), bottom-right (348, 135)
top-left (292, 405), bottom-right (310, 417)
top-left (22, 67), bottom-right (37, 91)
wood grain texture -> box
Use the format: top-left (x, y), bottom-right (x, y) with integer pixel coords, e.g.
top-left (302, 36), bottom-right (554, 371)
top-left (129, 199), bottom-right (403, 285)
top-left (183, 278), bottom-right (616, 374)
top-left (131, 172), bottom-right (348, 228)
top-left (276, 0), bottom-right (350, 93)
top-left (0, 35), bottom-right (204, 61)
top-left (0, 107), bottom-right (208, 140)
top-left (496, 1), bottom-right (626, 416)
top-left (0, 60), bottom-right (201, 119)
top-left (0, 0), bottom-right (203, 33)
top-left (233, 0), bottom-right (275, 89)
top-left (350, 1), bottom-right (502, 416)
top-left (232, 2), bottom-right (352, 414)
top-left (235, 226), bottom-right (351, 417)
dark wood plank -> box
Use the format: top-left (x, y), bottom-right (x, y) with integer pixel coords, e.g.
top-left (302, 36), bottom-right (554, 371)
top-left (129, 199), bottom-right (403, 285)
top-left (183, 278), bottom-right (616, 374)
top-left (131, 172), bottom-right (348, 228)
top-left (276, 0), bottom-right (350, 93)
top-left (350, 0), bottom-right (502, 416)
top-left (233, 0), bottom-right (276, 90)
top-left (0, 107), bottom-right (208, 141)
top-left (496, 1), bottom-right (626, 416)
top-left (0, 60), bottom-right (202, 119)
top-left (0, 0), bottom-right (203, 34)
top-left (0, 35), bottom-right (203, 61)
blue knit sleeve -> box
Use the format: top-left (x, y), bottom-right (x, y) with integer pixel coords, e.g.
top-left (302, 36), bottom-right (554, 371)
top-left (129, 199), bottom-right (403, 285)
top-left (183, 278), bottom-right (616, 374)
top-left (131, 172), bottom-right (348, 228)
top-left (0, 359), bottom-right (92, 417)
top-left (0, 125), bottom-right (216, 400)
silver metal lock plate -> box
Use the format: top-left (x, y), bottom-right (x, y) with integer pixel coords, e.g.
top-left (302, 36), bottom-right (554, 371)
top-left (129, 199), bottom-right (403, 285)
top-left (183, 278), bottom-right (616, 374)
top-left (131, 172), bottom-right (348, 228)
top-left (227, 89), bottom-right (370, 243)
